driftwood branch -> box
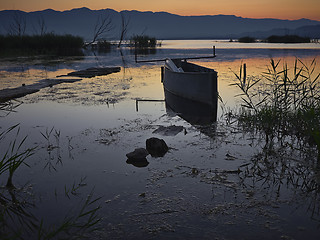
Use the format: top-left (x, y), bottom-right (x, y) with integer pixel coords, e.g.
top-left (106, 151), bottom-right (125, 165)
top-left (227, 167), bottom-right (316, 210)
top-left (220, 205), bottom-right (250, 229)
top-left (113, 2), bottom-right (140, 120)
top-left (118, 12), bottom-right (130, 48)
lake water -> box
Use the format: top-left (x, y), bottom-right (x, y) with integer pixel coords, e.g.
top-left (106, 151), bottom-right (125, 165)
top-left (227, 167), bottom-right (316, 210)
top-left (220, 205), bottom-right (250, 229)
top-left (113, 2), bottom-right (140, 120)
top-left (1, 40), bottom-right (320, 239)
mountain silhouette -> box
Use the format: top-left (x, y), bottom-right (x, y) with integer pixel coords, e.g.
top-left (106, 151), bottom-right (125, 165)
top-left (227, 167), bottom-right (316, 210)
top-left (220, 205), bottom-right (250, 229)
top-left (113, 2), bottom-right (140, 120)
top-left (0, 8), bottom-right (319, 40)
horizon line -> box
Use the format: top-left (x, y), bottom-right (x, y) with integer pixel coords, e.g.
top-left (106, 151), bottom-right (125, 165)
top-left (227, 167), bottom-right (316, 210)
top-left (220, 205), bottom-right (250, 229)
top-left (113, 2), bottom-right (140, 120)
top-left (1, 7), bottom-right (319, 22)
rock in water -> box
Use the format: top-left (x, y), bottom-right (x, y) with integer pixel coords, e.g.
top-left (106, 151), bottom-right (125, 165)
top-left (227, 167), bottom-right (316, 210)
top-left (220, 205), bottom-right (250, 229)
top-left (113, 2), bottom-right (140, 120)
top-left (146, 137), bottom-right (168, 157)
top-left (126, 148), bottom-right (149, 160)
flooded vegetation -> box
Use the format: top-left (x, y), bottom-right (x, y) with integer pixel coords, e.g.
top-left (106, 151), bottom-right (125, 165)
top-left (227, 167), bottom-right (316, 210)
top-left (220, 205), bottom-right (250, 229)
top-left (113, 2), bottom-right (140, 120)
top-left (1, 40), bottom-right (320, 239)
top-left (130, 35), bottom-right (159, 48)
top-left (0, 34), bottom-right (84, 56)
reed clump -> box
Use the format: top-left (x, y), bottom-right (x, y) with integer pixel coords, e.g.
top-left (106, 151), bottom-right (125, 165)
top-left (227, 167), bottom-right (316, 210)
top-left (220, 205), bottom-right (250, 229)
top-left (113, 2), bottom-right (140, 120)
top-left (130, 34), bottom-right (158, 48)
top-left (231, 58), bottom-right (320, 159)
top-left (0, 34), bottom-right (84, 56)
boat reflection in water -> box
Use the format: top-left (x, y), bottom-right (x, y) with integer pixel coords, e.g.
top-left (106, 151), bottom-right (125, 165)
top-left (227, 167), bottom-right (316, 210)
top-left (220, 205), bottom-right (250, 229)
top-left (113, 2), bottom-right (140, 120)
top-left (164, 88), bottom-right (217, 126)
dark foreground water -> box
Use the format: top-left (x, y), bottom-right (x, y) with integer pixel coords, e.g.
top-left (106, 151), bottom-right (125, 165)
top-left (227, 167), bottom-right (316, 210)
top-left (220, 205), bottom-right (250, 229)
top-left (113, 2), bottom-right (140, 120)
top-left (1, 40), bottom-right (320, 239)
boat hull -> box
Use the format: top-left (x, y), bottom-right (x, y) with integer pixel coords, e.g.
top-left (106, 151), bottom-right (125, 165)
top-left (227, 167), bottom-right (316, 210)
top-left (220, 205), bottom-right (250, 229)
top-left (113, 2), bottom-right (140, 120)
top-left (162, 60), bottom-right (218, 122)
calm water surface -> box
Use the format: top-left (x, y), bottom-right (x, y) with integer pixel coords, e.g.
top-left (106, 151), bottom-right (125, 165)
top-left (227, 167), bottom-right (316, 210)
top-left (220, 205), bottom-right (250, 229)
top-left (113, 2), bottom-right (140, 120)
top-left (1, 40), bottom-right (320, 239)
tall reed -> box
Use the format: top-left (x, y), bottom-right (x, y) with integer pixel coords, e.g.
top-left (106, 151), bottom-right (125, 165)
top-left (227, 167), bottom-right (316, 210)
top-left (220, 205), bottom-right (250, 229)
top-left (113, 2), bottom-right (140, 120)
top-left (231, 58), bottom-right (320, 159)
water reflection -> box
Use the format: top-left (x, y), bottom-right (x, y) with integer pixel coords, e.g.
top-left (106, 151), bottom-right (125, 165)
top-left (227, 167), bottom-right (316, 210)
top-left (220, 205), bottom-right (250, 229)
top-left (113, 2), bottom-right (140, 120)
top-left (237, 142), bottom-right (320, 226)
top-left (0, 134), bottom-right (102, 239)
top-left (130, 47), bottom-right (157, 56)
top-left (1, 41), bottom-right (320, 238)
top-left (0, 100), bottom-right (22, 116)
top-left (1, 44), bottom-right (319, 92)
top-left (126, 158), bottom-right (149, 168)
top-left (0, 182), bottom-right (102, 239)
top-left (0, 186), bottom-right (38, 239)
top-left (164, 89), bottom-right (217, 125)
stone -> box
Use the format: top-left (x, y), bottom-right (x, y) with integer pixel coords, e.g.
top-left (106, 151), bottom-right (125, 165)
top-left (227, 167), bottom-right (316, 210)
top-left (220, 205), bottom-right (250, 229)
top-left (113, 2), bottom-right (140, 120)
top-left (146, 137), bottom-right (169, 157)
top-left (152, 125), bottom-right (184, 136)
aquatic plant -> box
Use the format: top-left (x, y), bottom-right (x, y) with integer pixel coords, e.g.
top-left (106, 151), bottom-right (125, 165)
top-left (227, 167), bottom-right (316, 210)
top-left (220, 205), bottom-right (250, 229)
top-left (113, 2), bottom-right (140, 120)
top-left (40, 127), bottom-right (61, 151)
top-left (40, 127), bottom-right (64, 171)
top-left (0, 124), bottom-right (36, 188)
top-left (64, 176), bottom-right (87, 199)
top-left (230, 58), bottom-right (320, 160)
top-left (130, 34), bottom-right (159, 56)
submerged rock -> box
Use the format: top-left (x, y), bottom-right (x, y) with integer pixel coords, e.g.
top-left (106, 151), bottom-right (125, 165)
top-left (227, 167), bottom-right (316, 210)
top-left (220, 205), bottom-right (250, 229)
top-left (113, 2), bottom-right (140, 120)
top-left (146, 137), bottom-right (168, 157)
top-left (126, 148), bottom-right (149, 160)
top-left (152, 125), bottom-right (184, 136)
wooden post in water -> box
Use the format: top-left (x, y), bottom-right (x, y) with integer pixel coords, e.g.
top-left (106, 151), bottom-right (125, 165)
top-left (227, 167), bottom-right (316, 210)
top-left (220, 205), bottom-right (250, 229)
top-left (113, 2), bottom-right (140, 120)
top-left (135, 99), bottom-right (165, 112)
top-left (161, 66), bottom-right (164, 83)
top-left (243, 63), bottom-right (247, 84)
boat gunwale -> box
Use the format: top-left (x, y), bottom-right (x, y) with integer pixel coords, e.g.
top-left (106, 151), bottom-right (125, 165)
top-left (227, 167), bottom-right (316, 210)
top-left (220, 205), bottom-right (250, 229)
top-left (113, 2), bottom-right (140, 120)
top-left (168, 60), bottom-right (217, 74)
top-left (164, 67), bottom-right (216, 75)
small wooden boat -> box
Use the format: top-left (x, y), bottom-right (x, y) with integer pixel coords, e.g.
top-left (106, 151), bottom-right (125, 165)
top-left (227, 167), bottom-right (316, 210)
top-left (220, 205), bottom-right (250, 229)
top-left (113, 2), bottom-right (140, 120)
top-left (161, 58), bottom-right (218, 122)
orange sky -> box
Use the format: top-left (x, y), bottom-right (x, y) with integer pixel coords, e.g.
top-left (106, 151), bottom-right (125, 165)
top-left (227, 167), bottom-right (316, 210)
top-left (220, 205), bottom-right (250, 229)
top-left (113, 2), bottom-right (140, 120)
top-left (1, 0), bottom-right (320, 21)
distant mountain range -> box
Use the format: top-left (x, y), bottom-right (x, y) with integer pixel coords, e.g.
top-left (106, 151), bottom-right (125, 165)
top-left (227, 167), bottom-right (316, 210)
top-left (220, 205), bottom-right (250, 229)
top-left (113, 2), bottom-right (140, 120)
top-left (0, 8), bottom-right (319, 40)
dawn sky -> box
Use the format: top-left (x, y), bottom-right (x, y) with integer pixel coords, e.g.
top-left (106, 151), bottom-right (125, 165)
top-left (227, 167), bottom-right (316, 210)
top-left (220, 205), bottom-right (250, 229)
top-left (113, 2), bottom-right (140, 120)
top-left (1, 0), bottom-right (320, 21)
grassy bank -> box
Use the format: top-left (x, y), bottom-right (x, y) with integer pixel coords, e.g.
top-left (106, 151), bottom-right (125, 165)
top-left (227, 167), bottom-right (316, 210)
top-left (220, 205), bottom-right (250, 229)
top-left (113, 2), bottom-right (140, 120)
top-left (0, 34), bottom-right (84, 56)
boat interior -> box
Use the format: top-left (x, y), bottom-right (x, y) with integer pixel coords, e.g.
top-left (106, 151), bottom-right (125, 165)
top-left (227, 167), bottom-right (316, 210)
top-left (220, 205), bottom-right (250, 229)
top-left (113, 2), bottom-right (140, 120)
top-left (170, 59), bottom-right (216, 73)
